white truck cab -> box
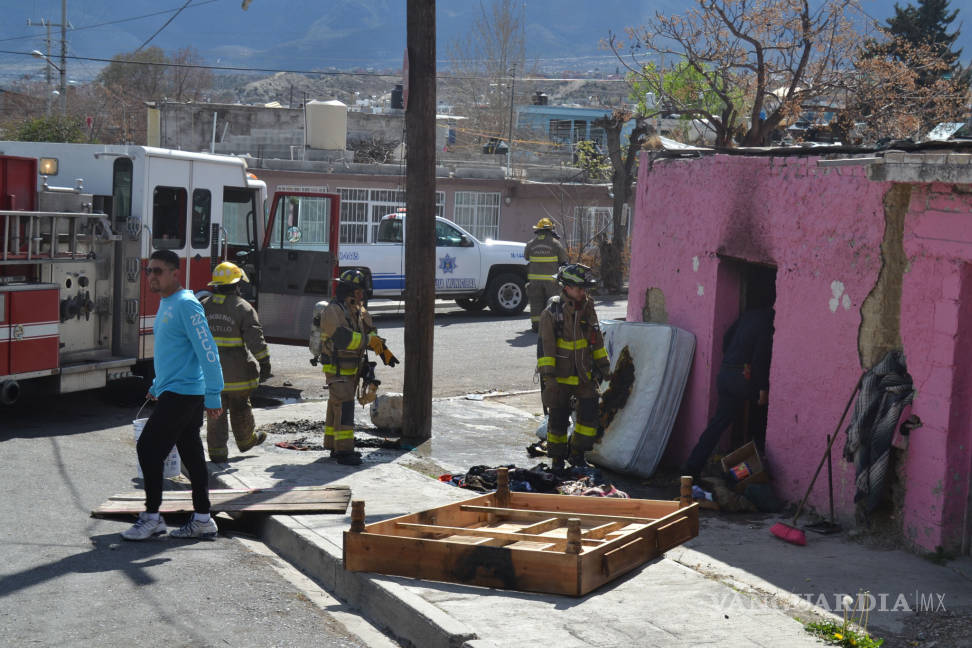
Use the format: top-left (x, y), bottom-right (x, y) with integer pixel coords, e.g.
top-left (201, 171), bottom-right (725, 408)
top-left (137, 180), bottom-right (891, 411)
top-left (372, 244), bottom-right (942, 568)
top-left (340, 211), bottom-right (528, 315)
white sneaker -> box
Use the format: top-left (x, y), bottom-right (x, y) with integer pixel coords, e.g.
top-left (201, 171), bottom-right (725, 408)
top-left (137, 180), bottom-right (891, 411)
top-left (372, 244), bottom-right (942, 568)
top-left (121, 513), bottom-right (167, 541)
top-left (169, 517), bottom-right (218, 539)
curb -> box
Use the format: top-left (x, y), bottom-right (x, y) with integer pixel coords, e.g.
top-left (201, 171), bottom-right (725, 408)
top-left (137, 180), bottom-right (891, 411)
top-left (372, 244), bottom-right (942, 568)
top-left (212, 470), bottom-right (480, 648)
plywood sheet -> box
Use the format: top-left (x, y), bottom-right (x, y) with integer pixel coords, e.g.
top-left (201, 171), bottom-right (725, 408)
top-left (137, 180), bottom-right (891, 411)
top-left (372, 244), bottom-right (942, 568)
top-left (91, 485), bottom-right (351, 517)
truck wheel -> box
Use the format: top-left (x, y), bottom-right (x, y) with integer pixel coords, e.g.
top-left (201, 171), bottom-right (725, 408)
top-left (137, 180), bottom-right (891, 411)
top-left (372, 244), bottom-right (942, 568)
top-left (486, 273), bottom-right (526, 315)
top-left (455, 297), bottom-right (487, 311)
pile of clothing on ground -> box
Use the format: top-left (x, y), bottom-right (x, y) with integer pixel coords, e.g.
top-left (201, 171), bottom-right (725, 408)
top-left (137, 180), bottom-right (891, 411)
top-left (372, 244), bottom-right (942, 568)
top-left (439, 463), bottom-right (628, 498)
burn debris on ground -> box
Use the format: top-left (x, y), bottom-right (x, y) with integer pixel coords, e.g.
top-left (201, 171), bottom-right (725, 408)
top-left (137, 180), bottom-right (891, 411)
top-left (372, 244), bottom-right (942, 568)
top-left (440, 463), bottom-right (628, 498)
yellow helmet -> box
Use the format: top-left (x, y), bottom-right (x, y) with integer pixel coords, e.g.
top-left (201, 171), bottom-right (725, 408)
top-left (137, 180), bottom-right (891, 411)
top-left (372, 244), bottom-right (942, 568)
top-left (534, 217), bottom-right (555, 230)
top-left (209, 261), bottom-right (249, 287)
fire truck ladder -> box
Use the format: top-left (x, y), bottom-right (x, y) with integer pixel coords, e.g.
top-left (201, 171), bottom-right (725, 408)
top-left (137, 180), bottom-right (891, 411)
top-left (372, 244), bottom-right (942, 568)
top-left (1, 210), bottom-right (116, 262)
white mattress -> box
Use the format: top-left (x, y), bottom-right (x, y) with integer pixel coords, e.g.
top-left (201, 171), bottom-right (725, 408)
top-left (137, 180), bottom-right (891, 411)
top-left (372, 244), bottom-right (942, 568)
top-left (587, 320), bottom-right (696, 477)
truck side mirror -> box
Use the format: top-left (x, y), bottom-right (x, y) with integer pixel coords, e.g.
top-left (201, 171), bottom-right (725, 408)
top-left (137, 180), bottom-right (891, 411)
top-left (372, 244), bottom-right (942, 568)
top-left (460, 234), bottom-right (474, 247)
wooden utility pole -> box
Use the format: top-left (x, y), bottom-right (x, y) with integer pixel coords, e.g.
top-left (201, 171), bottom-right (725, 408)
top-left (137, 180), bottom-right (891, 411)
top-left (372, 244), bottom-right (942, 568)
top-left (402, 0), bottom-right (436, 444)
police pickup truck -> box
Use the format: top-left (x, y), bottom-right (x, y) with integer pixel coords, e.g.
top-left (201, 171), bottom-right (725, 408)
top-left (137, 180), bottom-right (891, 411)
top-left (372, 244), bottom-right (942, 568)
top-left (338, 212), bottom-right (528, 315)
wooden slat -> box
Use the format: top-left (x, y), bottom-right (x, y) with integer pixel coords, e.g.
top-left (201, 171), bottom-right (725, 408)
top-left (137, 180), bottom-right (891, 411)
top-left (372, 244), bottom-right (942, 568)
top-left (461, 505), bottom-right (655, 525)
top-left (396, 522), bottom-right (607, 551)
top-left (517, 518), bottom-right (563, 535)
top-left (91, 485), bottom-right (351, 516)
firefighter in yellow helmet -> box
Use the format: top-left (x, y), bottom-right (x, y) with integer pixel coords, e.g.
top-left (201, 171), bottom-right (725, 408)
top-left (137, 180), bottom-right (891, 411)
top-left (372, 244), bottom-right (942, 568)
top-left (319, 269), bottom-right (399, 466)
top-left (201, 261), bottom-right (271, 462)
top-left (537, 263), bottom-right (611, 471)
top-left (524, 217), bottom-right (568, 332)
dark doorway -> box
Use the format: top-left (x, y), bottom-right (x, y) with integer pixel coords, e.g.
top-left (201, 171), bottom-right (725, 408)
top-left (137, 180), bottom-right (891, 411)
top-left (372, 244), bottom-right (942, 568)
top-left (728, 261), bottom-right (778, 454)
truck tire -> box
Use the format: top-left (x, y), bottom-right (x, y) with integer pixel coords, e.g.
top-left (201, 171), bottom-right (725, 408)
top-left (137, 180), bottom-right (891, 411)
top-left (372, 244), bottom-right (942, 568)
top-left (486, 273), bottom-right (527, 315)
top-left (455, 296), bottom-right (487, 311)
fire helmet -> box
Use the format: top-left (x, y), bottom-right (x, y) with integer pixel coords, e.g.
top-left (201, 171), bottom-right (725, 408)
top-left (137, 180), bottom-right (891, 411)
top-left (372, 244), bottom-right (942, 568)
top-left (556, 263), bottom-right (598, 288)
top-left (208, 261), bottom-right (249, 287)
top-left (534, 217), bottom-right (555, 231)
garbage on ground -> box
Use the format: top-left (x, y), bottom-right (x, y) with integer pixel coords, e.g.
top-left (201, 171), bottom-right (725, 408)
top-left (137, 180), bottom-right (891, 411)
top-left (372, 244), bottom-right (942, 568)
top-left (440, 463), bottom-right (628, 498)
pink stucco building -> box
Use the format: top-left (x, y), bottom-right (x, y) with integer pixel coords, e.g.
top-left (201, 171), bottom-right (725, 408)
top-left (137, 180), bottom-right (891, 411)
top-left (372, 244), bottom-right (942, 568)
top-left (627, 150), bottom-right (972, 555)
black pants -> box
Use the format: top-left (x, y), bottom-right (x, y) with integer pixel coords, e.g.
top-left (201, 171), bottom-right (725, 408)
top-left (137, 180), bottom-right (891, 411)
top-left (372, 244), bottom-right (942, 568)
top-left (684, 367), bottom-right (753, 475)
top-left (136, 391), bottom-right (210, 514)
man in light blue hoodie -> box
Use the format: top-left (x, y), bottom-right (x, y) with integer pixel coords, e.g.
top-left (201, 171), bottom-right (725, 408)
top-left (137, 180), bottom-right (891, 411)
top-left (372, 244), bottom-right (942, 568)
top-left (122, 250), bottom-right (225, 541)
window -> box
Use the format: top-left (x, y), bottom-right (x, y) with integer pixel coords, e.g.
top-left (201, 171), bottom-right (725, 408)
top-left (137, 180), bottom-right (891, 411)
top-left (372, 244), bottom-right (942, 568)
top-left (454, 191), bottom-right (500, 241)
top-left (152, 186), bottom-right (187, 250)
top-left (338, 188), bottom-right (445, 243)
top-left (338, 188), bottom-right (369, 243)
top-left (568, 206), bottom-right (614, 251)
top-left (112, 158), bottom-right (132, 222)
top-left (191, 189), bottom-right (211, 248)
top-left (223, 187), bottom-right (255, 246)
top-left (269, 195), bottom-right (334, 248)
top-left (435, 220), bottom-right (465, 247)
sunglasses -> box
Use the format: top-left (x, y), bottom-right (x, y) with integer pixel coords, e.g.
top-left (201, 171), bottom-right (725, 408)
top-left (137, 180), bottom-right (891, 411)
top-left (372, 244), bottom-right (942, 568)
top-left (144, 266), bottom-right (171, 276)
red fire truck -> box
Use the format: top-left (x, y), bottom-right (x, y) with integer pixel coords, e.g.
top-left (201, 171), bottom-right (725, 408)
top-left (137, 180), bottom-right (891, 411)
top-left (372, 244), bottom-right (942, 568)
top-left (0, 142), bottom-right (339, 404)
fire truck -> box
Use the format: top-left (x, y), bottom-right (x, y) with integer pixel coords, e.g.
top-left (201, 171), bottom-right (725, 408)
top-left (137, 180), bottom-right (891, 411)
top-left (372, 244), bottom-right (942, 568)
top-left (0, 142), bottom-right (339, 405)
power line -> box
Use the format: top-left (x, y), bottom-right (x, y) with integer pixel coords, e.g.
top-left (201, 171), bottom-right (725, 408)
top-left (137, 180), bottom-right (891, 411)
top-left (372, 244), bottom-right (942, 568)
top-left (0, 0), bottom-right (222, 44)
top-left (0, 48), bottom-right (630, 83)
top-left (135, 0), bottom-right (193, 53)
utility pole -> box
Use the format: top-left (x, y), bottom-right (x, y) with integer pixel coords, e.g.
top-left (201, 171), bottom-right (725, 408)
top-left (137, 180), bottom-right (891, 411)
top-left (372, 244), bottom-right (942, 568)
top-left (59, 0), bottom-right (67, 114)
top-left (402, 0), bottom-right (436, 445)
top-left (507, 64), bottom-right (515, 178)
top-left (27, 1), bottom-right (69, 115)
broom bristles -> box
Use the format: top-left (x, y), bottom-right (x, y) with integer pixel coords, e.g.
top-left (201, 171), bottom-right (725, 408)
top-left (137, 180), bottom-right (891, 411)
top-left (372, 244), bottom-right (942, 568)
top-left (770, 521), bottom-right (807, 546)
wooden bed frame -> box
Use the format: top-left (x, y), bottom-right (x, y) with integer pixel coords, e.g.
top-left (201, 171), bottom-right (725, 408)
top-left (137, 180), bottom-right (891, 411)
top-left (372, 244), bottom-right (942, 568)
top-left (344, 469), bottom-right (699, 596)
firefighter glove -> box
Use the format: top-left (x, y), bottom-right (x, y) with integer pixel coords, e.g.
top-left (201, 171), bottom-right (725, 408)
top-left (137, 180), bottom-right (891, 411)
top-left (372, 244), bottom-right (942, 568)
top-left (309, 355), bottom-right (319, 367)
top-left (381, 348), bottom-right (400, 367)
top-left (259, 362), bottom-right (272, 382)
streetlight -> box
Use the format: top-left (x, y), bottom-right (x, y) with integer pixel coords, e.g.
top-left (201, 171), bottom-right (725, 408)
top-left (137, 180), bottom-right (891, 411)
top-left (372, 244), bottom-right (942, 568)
top-left (31, 49), bottom-right (65, 114)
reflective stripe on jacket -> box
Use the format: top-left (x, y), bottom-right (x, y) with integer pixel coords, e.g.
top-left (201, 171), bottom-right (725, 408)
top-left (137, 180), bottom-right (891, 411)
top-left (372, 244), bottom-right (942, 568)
top-left (320, 298), bottom-right (375, 378)
top-left (202, 293), bottom-right (269, 393)
top-left (524, 232), bottom-right (568, 282)
top-left (537, 294), bottom-right (610, 386)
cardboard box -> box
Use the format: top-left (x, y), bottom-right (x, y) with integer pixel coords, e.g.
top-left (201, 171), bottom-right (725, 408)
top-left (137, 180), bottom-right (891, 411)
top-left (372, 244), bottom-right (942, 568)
top-left (720, 441), bottom-right (769, 493)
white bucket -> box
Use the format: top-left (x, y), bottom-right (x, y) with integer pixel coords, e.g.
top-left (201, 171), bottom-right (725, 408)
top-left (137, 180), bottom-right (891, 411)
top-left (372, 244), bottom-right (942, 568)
top-left (133, 417), bottom-right (181, 479)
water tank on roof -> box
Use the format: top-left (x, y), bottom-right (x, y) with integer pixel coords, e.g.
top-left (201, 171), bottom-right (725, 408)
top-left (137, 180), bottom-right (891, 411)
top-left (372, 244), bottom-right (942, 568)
top-left (306, 99), bottom-right (348, 150)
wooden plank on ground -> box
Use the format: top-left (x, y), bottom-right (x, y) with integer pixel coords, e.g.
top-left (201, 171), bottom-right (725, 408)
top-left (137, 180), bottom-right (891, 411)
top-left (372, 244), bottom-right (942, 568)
top-left (460, 505), bottom-right (654, 525)
top-left (91, 485), bottom-right (351, 517)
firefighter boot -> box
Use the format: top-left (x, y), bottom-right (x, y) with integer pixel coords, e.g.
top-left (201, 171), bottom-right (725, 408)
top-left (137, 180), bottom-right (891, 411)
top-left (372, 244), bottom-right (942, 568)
top-left (551, 458), bottom-right (566, 472)
top-left (569, 452), bottom-right (590, 468)
top-left (334, 450), bottom-right (362, 466)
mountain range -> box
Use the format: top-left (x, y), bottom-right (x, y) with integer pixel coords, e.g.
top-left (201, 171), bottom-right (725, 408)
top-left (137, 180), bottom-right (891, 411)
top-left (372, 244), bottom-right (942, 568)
top-left (1, 0), bottom-right (969, 82)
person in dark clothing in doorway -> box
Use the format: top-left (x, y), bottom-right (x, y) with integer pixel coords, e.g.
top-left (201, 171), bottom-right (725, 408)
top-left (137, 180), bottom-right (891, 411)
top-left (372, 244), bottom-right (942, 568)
top-left (682, 302), bottom-right (775, 478)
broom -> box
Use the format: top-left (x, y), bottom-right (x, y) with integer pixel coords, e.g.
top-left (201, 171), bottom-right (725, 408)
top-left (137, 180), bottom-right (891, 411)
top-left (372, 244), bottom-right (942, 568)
top-left (770, 376), bottom-right (862, 546)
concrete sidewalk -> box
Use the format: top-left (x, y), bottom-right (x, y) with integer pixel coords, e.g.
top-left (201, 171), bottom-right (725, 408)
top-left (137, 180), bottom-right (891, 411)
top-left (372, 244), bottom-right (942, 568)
top-left (206, 397), bottom-right (972, 648)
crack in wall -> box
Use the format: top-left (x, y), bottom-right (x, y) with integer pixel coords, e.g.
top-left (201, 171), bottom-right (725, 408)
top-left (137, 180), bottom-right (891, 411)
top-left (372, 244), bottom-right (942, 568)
top-left (858, 184), bottom-right (910, 369)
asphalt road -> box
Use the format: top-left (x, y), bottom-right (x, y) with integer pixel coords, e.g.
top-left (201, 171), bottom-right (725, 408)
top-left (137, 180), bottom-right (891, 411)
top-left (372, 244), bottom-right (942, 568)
top-left (0, 392), bottom-right (397, 648)
top-left (259, 297), bottom-right (630, 401)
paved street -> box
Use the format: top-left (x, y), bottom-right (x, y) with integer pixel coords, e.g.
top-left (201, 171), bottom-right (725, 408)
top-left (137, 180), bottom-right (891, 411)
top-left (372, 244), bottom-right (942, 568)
top-left (0, 392), bottom-right (397, 648)
top-left (262, 297), bottom-right (629, 400)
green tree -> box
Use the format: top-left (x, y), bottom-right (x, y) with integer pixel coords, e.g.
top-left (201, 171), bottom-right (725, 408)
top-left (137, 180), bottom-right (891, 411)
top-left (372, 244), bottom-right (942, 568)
top-left (882, 0), bottom-right (966, 82)
top-left (609, 0), bottom-right (864, 147)
top-left (11, 115), bottom-right (85, 143)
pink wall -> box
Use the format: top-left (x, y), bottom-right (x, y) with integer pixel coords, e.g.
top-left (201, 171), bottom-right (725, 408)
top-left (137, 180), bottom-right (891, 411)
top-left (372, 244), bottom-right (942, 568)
top-left (628, 153), bottom-right (972, 553)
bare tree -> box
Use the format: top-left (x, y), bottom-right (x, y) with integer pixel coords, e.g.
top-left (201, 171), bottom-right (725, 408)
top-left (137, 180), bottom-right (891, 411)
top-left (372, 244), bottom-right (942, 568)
top-left (167, 47), bottom-right (214, 102)
top-left (593, 109), bottom-right (650, 293)
top-left (446, 0), bottom-right (528, 148)
top-left (609, 0), bottom-right (864, 147)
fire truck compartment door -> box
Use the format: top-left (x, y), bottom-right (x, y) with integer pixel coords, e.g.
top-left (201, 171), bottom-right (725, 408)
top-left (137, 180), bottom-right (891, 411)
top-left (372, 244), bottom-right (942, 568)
top-left (258, 248), bottom-right (334, 343)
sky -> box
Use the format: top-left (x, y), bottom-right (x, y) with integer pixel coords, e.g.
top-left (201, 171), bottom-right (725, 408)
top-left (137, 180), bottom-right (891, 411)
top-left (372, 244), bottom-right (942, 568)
top-left (0, 0), bottom-right (967, 86)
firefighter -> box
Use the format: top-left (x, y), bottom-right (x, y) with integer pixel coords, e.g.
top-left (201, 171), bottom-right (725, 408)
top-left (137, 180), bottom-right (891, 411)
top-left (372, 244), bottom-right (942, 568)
top-left (524, 217), bottom-right (568, 332)
top-left (202, 261), bottom-right (271, 463)
top-left (537, 263), bottom-right (612, 471)
top-left (320, 268), bottom-right (399, 466)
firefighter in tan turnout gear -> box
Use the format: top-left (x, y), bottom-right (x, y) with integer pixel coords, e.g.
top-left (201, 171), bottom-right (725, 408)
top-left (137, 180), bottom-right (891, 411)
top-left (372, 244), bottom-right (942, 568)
top-left (202, 262), bottom-right (271, 463)
top-left (524, 217), bottom-right (569, 332)
top-left (537, 263), bottom-right (612, 471)
top-left (318, 269), bottom-right (399, 466)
